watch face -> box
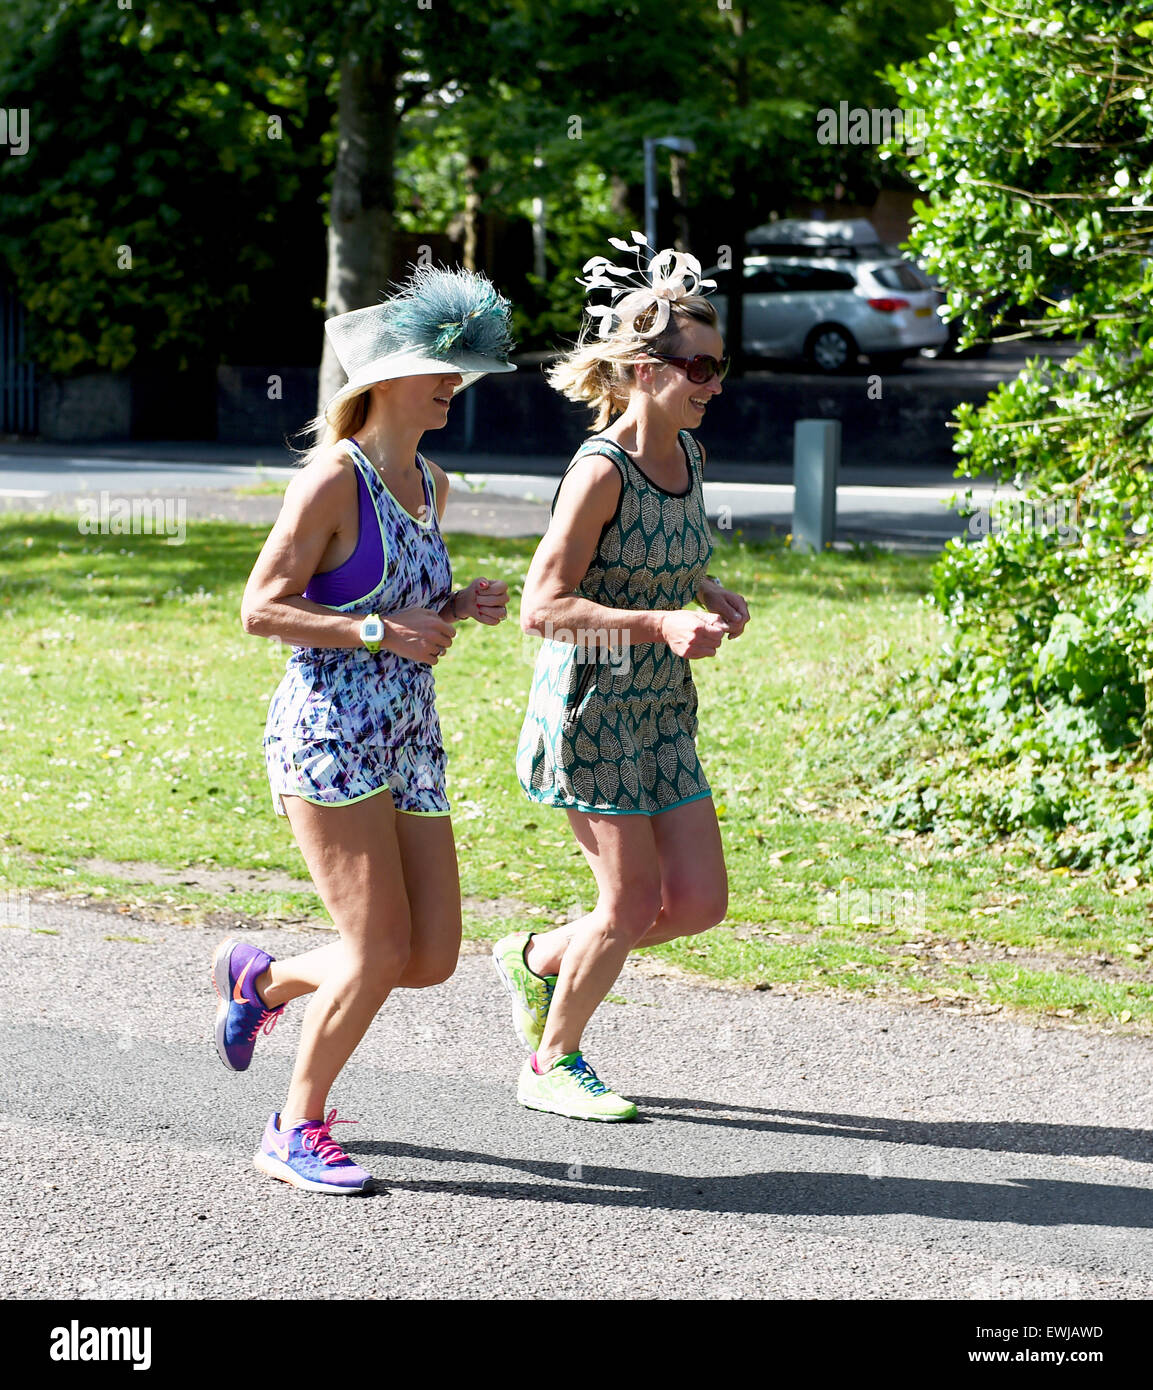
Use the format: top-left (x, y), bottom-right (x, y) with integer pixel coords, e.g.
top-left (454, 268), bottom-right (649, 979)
top-left (362, 616), bottom-right (384, 641)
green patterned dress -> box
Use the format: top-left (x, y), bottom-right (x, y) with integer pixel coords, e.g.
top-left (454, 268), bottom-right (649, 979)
top-left (516, 430), bottom-right (714, 816)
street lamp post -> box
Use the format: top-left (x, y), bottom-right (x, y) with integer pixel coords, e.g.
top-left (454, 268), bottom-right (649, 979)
top-left (643, 136), bottom-right (696, 261)
top-left (531, 153), bottom-right (547, 284)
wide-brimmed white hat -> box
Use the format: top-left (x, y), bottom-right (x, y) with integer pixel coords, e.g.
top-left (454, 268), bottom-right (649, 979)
top-left (323, 265), bottom-right (516, 422)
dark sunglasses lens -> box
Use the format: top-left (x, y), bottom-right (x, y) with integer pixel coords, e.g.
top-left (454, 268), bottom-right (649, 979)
top-left (688, 356), bottom-right (728, 384)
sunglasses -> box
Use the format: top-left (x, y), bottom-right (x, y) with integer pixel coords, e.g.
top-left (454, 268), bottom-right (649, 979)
top-left (649, 353), bottom-right (731, 384)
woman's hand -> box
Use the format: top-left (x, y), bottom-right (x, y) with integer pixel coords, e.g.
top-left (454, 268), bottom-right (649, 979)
top-left (384, 607), bottom-right (457, 665)
top-left (454, 577), bottom-right (509, 626)
top-left (658, 610), bottom-right (729, 658)
top-left (698, 576), bottom-right (750, 639)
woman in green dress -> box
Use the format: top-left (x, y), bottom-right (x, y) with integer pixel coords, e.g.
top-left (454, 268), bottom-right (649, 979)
top-left (495, 236), bottom-right (750, 1120)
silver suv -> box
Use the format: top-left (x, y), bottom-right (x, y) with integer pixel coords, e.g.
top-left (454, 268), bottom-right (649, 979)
top-left (708, 252), bottom-right (948, 372)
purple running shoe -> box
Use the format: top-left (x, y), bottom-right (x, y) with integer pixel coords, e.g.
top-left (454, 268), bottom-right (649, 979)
top-left (253, 1111), bottom-right (373, 1194)
top-left (212, 937), bottom-right (284, 1072)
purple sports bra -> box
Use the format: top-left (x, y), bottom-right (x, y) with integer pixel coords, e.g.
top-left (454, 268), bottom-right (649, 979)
top-left (302, 440), bottom-right (435, 608)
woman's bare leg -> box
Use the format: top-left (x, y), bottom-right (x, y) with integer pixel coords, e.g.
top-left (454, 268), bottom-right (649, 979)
top-left (256, 814), bottom-right (462, 1010)
top-left (532, 813), bottom-right (662, 1070)
top-left (391, 812), bottom-right (462, 988)
top-left (529, 797), bottom-right (728, 1068)
top-left (276, 791), bottom-right (412, 1128)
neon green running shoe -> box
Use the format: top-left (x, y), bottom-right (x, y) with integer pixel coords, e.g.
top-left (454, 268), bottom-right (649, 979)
top-left (492, 931), bottom-right (556, 1052)
top-left (517, 1051), bottom-right (638, 1122)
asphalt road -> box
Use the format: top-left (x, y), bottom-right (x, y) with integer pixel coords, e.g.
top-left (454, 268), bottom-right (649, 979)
top-left (3, 898), bottom-right (1151, 1304)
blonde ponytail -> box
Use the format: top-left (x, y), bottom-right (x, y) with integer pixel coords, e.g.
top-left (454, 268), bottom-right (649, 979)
top-left (290, 391), bottom-right (371, 469)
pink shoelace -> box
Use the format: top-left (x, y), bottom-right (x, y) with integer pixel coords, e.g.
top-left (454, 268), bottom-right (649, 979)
top-left (246, 1005), bottom-right (284, 1044)
top-left (300, 1109), bottom-right (359, 1166)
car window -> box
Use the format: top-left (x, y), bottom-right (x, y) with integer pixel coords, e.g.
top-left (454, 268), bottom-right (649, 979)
top-left (768, 264), bottom-right (855, 293)
top-left (803, 267), bottom-right (856, 291)
top-left (708, 261), bottom-right (856, 294)
top-left (873, 263), bottom-right (931, 291)
top-left (744, 266), bottom-right (785, 293)
top-left (707, 263), bottom-right (772, 293)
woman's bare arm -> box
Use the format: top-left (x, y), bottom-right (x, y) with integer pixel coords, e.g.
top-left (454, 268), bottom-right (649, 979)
top-left (241, 452), bottom-right (456, 661)
top-left (520, 454), bottom-right (727, 658)
top-left (241, 454), bottom-right (364, 648)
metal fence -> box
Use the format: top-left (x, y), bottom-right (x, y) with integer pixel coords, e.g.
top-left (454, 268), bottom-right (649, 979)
top-left (0, 284), bottom-right (37, 434)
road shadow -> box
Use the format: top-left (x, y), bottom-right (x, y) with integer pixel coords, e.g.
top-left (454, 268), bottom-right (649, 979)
top-left (357, 1138), bottom-right (1153, 1226)
top-left (627, 1098), bottom-right (1153, 1165)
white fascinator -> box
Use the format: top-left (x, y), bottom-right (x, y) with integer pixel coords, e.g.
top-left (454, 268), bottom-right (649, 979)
top-left (577, 231), bottom-right (716, 340)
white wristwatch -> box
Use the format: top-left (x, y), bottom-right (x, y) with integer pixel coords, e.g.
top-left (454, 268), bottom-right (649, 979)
top-left (359, 613), bottom-right (385, 654)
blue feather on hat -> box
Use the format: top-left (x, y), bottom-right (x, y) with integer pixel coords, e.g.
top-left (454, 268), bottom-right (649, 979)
top-left (387, 266), bottom-right (514, 362)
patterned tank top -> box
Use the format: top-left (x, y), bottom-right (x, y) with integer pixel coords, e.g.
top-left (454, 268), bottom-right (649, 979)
top-left (516, 430), bottom-right (715, 814)
top-left (264, 438), bottom-right (452, 749)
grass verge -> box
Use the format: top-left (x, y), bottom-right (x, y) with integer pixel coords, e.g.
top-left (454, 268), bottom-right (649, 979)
top-left (1, 511), bottom-right (1149, 1030)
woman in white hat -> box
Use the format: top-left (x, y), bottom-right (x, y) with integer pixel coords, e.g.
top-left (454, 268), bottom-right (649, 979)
top-left (213, 267), bottom-right (515, 1193)
top-left (494, 235), bottom-right (750, 1121)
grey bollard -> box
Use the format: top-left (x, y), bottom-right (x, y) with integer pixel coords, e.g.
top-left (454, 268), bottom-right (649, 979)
top-left (792, 419), bottom-right (841, 552)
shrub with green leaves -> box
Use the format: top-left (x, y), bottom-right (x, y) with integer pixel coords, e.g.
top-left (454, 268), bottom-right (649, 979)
top-left (859, 1), bottom-right (1153, 872)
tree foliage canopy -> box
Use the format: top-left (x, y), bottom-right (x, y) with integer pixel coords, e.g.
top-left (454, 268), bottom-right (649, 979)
top-left (0, 0), bottom-right (333, 372)
top-left (0, 0), bottom-right (952, 374)
top-left (866, 0), bottom-right (1153, 872)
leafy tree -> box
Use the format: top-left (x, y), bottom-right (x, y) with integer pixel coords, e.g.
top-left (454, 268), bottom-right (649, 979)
top-left (408, 0), bottom-right (955, 353)
top-left (866, 0), bottom-right (1153, 872)
top-left (0, 0), bottom-right (958, 391)
top-left (313, 0), bottom-right (507, 408)
top-left (0, 0), bottom-right (329, 374)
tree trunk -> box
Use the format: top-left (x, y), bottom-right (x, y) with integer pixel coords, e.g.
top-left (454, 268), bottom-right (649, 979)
top-left (317, 41), bottom-right (400, 416)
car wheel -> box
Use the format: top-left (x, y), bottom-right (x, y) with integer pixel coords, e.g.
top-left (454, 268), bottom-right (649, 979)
top-left (805, 324), bottom-right (856, 373)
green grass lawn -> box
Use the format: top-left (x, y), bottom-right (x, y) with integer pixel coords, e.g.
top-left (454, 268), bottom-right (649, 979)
top-left (1, 511), bottom-right (1149, 1030)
